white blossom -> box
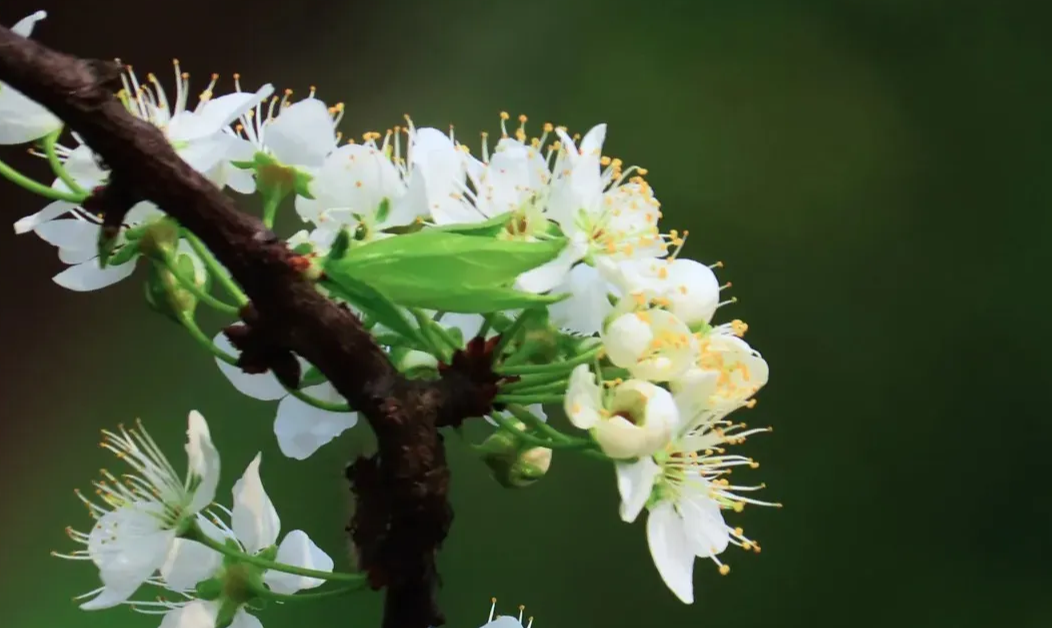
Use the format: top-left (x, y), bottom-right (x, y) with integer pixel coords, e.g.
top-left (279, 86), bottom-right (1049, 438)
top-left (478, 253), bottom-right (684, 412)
top-left (55, 411), bottom-right (220, 610)
top-left (564, 364), bottom-right (679, 458)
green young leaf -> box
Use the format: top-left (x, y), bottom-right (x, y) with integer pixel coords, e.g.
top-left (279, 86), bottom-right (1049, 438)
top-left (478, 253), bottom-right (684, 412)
top-left (428, 211), bottom-right (514, 237)
top-left (319, 276), bottom-right (419, 342)
top-left (329, 230), bottom-right (567, 290)
top-left (358, 281), bottom-right (567, 313)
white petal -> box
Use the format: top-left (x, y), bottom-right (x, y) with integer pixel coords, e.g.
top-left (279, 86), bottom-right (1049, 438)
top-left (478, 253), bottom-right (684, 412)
top-left (11, 11), bottom-right (47, 37)
top-left (310, 143), bottom-right (407, 222)
top-left (53, 258), bottom-right (138, 291)
top-left (679, 491), bottom-right (730, 558)
top-left (616, 458), bottom-right (661, 523)
top-left (231, 453), bottom-right (281, 554)
top-left (34, 218), bottom-right (99, 249)
top-left (274, 383), bottom-right (357, 460)
top-left (85, 505), bottom-right (176, 608)
top-left (593, 415), bottom-right (649, 459)
top-left (0, 84), bottom-right (60, 145)
top-left (564, 365), bottom-right (603, 430)
top-left (188, 85), bottom-right (275, 140)
top-left (213, 332), bottom-right (287, 400)
top-left (54, 144), bottom-right (109, 191)
top-left (438, 313), bottom-right (490, 343)
top-left (408, 128), bottom-right (477, 225)
top-left (481, 618), bottom-right (526, 628)
top-left (14, 200), bottom-right (75, 234)
top-left (78, 582), bottom-right (143, 611)
top-left (228, 609), bottom-right (264, 628)
top-left (159, 600), bottom-right (219, 628)
top-left (58, 246), bottom-right (98, 264)
top-left (160, 539), bottom-right (222, 590)
top-left (548, 263), bottom-right (614, 336)
top-left (265, 98), bottom-right (336, 168)
top-left (185, 410), bottom-right (221, 512)
top-left (514, 239), bottom-right (583, 294)
top-left (646, 502), bottom-right (695, 604)
top-left (263, 529), bottom-right (334, 594)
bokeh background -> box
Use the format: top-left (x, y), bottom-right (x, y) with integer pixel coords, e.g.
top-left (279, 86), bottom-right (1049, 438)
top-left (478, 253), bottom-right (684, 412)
top-left (1, 0), bottom-right (1050, 627)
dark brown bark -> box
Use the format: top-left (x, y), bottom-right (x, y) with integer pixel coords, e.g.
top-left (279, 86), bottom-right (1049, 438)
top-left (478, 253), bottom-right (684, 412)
top-left (0, 25), bottom-right (494, 628)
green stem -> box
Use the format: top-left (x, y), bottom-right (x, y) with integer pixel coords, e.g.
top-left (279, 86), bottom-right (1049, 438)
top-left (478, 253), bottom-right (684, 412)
top-left (160, 252), bottom-right (240, 315)
top-left (185, 232), bottom-right (248, 307)
top-left (492, 309), bottom-right (535, 359)
top-left (179, 314), bottom-right (236, 365)
top-left (179, 314), bottom-right (352, 412)
top-left (42, 128), bottom-right (86, 196)
top-left (499, 370), bottom-right (570, 393)
top-left (489, 413), bottom-right (593, 451)
top-left (506, 404), bottom-right (574, 444)
top-left (0, 156), bottom-right (86, 203)
top-left (501, 380), bottom-right (567, 396)
top-left (283, 386), bottom-right (350, 412)
top-left (248, 582), bottom-right (364, 603)
top-left (410, 308), bottom-right (458, 358)
top-left (186, 523), bottom-right (365, 584)
top-left (494, 393), bottom-right (568, 406)
top-left (262, 192), bottom-right (281, 229)
top-left (497, 343), bottom-right (603, 376)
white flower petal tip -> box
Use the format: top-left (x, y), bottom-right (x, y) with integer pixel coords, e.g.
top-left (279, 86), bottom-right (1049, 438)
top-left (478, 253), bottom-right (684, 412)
top-left (231, 453), bottom-right (281, 554)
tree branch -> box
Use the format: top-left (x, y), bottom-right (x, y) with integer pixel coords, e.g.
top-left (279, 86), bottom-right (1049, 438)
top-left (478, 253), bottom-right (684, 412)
top-left (0, 25), bottom-right (493, 628)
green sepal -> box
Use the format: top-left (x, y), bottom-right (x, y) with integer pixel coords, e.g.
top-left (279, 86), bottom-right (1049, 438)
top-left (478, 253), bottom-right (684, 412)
top-left (144, 252), bottom-right (207, 324)
top-left (291, 241), bottom-right (314, 256)
top-left (106, 242), bottom-right (140, 267)
top-left (327, 227), bottom-right (353, 261)
top-left (375, 198), bottom-right (391, 224)
top-left (241, 151), bottom-right (315, 199)
top-left (96, 226), bottom-right (120, 268)
top-left (136, 217), bottom-right (180, 262)
top-left (301, 365), bottom-right (327, 387)
top-left (194, 576), bottom-right (225, 601)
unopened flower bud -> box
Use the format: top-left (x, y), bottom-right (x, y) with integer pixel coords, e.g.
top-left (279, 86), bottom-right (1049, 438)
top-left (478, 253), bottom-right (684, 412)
top-left (136, 217), bottom-right (180, 261)
top-left (477, 422), bottom-right (553, 488)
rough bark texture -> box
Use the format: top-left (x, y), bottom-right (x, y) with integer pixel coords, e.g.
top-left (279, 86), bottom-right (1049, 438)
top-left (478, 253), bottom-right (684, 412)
top-left (0, 26), bottom-right (491, 628)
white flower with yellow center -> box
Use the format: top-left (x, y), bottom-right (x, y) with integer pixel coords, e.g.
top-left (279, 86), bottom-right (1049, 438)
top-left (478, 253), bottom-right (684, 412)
top-left (54, 411), bottom-right (220, 610)
top-left (291, 132), bottom-right (425, 249)
top-left (0, 11), bottom-right (61, 144)
top-left (229, 83), bottom-right (343, 176)
top-left (138, 454), bottom-right (333, 628)
top-left (672, 322), bottom-right (769, 426)
top-left (601, 257), bottom-right (725, 328)
top-left (616, 428), bottom-right (776, 603)
top-left (614, 326), bottom-right (774, 604)
top-left (564, 364), bottom-right (679, 459)
top-left (602, 307), bottom-right (699, 382)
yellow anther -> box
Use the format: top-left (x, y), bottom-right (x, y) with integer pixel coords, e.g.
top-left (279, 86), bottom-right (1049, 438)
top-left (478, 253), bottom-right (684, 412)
top-left (719, 564), bottom-right (731, 575)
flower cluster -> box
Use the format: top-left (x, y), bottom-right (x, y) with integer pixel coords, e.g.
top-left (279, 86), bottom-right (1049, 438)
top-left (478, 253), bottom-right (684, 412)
top-left (1, 8), bottom-right (780, 618)
top-left (54, 411), bottom-right (337, 628)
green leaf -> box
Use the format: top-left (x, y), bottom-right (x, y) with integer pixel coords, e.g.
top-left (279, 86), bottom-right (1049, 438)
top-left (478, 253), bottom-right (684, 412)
top-left (330, 230), bottom-right (567, 290)
top-left (369, 283), bottom-right (567, 313)
top-left (428, 211), bottom-right (514, 237)
top-left (319, 276), bottom-right (419, 342)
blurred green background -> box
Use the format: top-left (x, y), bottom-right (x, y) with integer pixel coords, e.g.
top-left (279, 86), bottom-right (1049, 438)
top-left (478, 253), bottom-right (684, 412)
top-left (1, 0), bottom-right (1050, 627)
